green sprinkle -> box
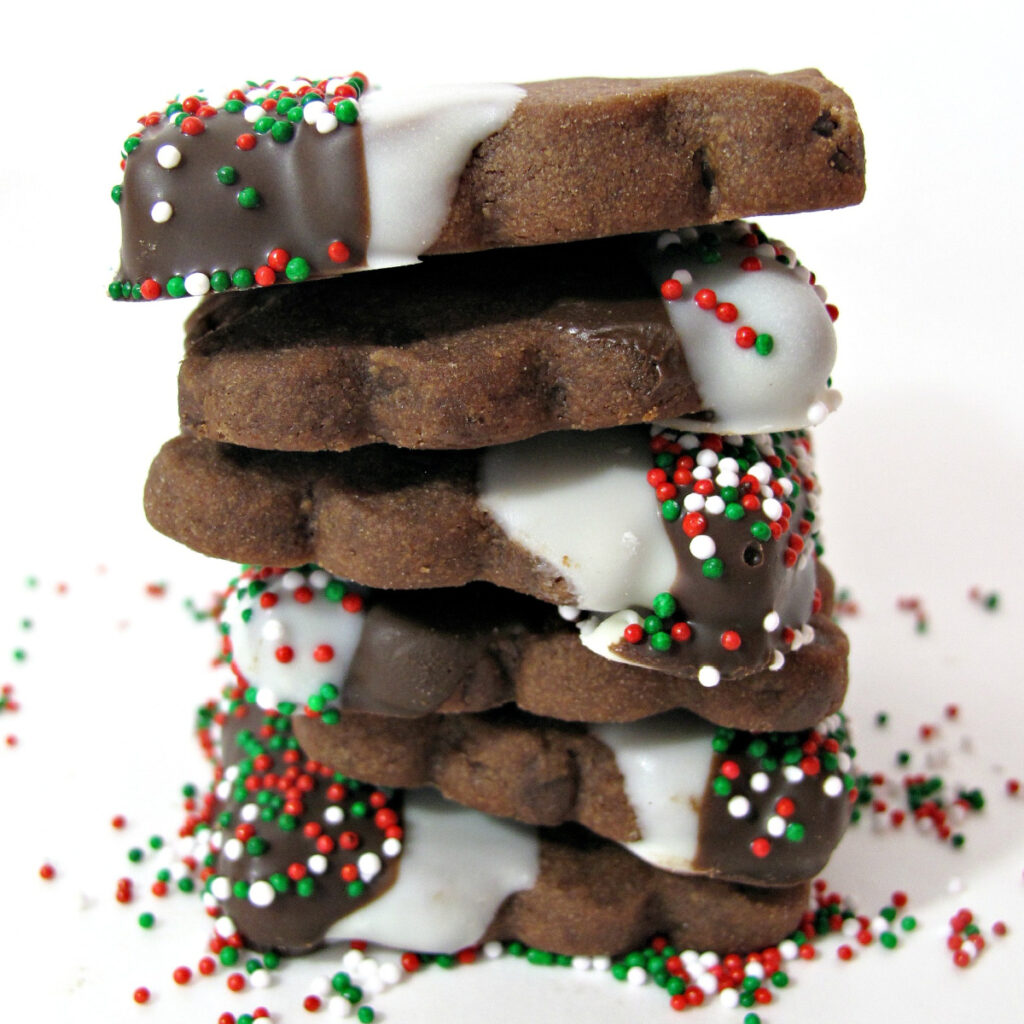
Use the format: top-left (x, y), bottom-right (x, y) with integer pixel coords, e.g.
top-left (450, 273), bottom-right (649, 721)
top-left (879, 931), bottom-right (898, 949)
top-left (253, 115), bottom-right (275, 134)
top-left (750, 521), bottom-right (772, 542)
top-left (875, 711), bottom-right (889, 727)
top-left (166, 276), bottom-right (186, 298)
top-left (177, 877), bottom-right (194, 893)
top-left (643, 615), bottom-right (663, 635)
top-left (712, 776), bottom-right (732, 797)
top-left (127, 847), bottom-right (144, 863)
top-left (725, 502), bottom-right (745, 520)
top-left (224, 99), bottom-right (244, 113)
top-left (900, 915), bottom-right (917, 932)
top-left (661, 498), bottom-right (681, 521)
top-left (271, 120), bottom-right (295, 144)
top-left (702, 557), bottom-right (724, 579)
top-left (123, 137), bottom-right (141, 155)
top-left (771, 970), bottom-right (789, 987)
top-left (346, 880), bottom-right (365, 898)
top-left (237, 187), bottom-right (261, 209)
top-left (217, 165), bottom-right (238, 185)
top-left (220, 946), bottom-right (239, 966)
top-left (285, 256), bottom-right (310, 282)
top-left (325, 580), bottom-right (347, 602)
top-left (755, 334), bottom-right (774, 356)
top-left (263, 951), bottom-right (281, 969)
top-left (650, 631), bottom-right (672, 652)
top-left (296, 877), bottom-right (315, 897)
top-left (652, 592), bottom-right (677, 619)
top-left (111, 184), bottom-right (123, 204)
top-left (785, 821), bottom-right (805, 842)
top-left (527, 948), bottom-right (555, 966)
top-left (357, 1009), bottom-right (375, 1024)
top-left (334, 99), bottom-right (359, 124)
top-left (137, 912), bottom-right (155, 929)
top-left (210, 270), bottom-right (231, 292)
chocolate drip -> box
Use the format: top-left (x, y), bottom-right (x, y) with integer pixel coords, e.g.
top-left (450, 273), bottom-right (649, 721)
top-left (208, 705), bottom-right (401, 954)
top-left (693, 719), bottom-right (854, 884)
top-left (609, 431), bottom-right (818, 679)
top-left (119, 110), bottom-right (369, 287)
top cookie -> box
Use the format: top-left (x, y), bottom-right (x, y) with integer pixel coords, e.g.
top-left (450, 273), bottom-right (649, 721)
top-left (110, 70), bottom-right (864, 301)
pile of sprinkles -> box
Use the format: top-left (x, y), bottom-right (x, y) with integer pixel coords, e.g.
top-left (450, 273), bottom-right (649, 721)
top-left (110, 75), bottom-right (368, 302)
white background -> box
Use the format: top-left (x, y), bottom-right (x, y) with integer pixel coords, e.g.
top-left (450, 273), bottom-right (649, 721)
top-left (1, 2), bottom-right (1022, 1021)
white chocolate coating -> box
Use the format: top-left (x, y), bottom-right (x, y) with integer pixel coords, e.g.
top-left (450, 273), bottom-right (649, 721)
top-left (478, 429), bottom-right (676, 611)
top-left (591, 713), bottom-right (714, 873)
top-left (653, 223), bottom-right (841, 434)
top-left (221, 570), bottom-right (365, 709)
top-left (327, 790), bottom-right (539, 953)
top-left (361, 84), bottom-right (526, 269)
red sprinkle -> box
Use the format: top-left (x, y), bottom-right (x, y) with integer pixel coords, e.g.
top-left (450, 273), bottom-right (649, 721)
top-left (173, 966), bottom-right (192, 985)
top-left (327, 241), bottom-right (351, 263)
top-left (660, 278), bottom-right (684, 300)
top-left (38, 863), bottom-right (56, 881)
top-left (694, 288), bottom-right (717, 309)
top-left (303, 994), bottom-right (322, 1011)
top-left (133, 987), bottom-right (150, 1004)
top-left (236, 133), bottom-right (257, 151)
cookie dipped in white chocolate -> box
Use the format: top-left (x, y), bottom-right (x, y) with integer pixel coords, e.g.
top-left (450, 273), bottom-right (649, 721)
top-left (651, 221), bottom-right (841, 434)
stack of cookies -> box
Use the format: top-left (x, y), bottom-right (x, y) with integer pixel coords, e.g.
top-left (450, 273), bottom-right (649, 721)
top-left (113, 70), bottom-right (865, 958)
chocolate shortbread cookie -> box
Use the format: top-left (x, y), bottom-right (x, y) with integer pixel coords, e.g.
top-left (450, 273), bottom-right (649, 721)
top-left (112, 70), bottom-right (863, 301)
top-left (180, 222), bottom-right (840, 452)
top-left (290, 704), bottom-right (854, 887)
top-left (204, 704), bottom-right (810, 956)
top-left (221, 566), bottom-right (846, 732)
top-left (148, 428), bottom-right (827, 688)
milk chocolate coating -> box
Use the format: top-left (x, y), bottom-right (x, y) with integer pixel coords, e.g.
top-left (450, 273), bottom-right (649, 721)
top-left (294, 706), bottom-right (852, 888)
top-left (179, 237), bottom-right (699, 452)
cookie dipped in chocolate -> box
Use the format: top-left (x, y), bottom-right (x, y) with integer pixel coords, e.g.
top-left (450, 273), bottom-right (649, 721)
top-left (217, 565), bottom-right (847, 732)
top-left (295, 705), bottom-right (856, 887)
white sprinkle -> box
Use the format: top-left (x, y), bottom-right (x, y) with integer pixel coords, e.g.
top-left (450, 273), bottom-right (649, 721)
top-left (156, 144), bottom-right (181, 168)
top-left (382, 837), bottom-right (402, 858)
top-left (184, 272), bottom-right (210, 296)
top-left (698, 951), bottom-right (720, 968)
top-left (281, 570), bottom-right (304, 590)
top-left (948, 876), bottom-right (964, 894)
top-left (807, 401), bottom-right (829, 425)
top-left (672, 268), bottom-right (692, 286)
top-left (256, 687), bottom-right (278, 710)
top-left (324, 805), bottom-right (345, 825)
top-left (698, 664), bottom-right (720, 688)
top-left (308, 854), bottom-right (328, 875)
top-left (783, 765), bottom-right (805, 783)
top-left (222, 838), bottom-right (243, 861)
top-left (571, 956), bottom-right (592, 971)
top-left (751, 772), bottom-right (770, 793)
top-left (210, 876), bottom-right (231, 900)
top-left (303, 99), bottom-right (327, 124)
top-left (309, 569), bottom-right (331, 589)
top-left (379, 962), bottom-right (401, 985)
top-left (823, 775), bottom-right (845, 797)
top-left (243, 104), bottom-right (264, 123)
top-left (680, 433), bottom-right (700, 449)
top-left (591, 955), bottom-right (612, 971)
top-left (696, 972), bottom-right (718, 995)
top-left (719, 988), bottom-right (740, 1009)
top-left (769, 649), bottom-right (786, 671)
top-left (626, 965), bottom-right (648, 986)
top-left (767, 815), bottom-right (786, 837)
top-left (328, 995), bottom-right (354, 1017)
top-left (214, 915), bottom-right (238, 938)
top-left (250, 968), bottom-right (272, 989)
top-left (762, 497), bottom-right (783, 521)
top-left (689, 535), bottom-right (716, 560)
top-left (748, 462), bottom-right (772, 484)
top-left (696, 449), bottom-right (719, 469)
top-left (692, 465), bottom-right (713, 480)
top-left (355, 956), bottom-right (380, 979)
top-left (656, 231), bottom-right (681, 250)
top-left (260, 619), bottom-right (286, 643)
top-left (744, 961), bottom-right (765, 980)
top-left (728, 795), bottom-right (751, 818)
top-left (316, 111), bottom-right (339, 134)
top-left (202, 892), bottom-right (218, 910)
top-left (842, 918), bottom-right (861, 937)
top-left (240, 803), bottom-right (259, 822)
top-left (342, 948), bottom-right (364, 971)
top-left (779, 939), bottom-right (799, 960)
top-left (704, 495), bottom-right (725, 515)
top-left (483, 941), bottom-right (504, 960)
top-left (683, 492), bottom-right (706, 512)
top-left (763, 610), bottom-right (780, 632)
top-left (248, 880), bottom-right (275, 907)
top-left (358, 852), bottom-right (382, 882)
top-left (558, 605), bottom-right (581, 622)
top-left (310, 975), bottom-right (334, 998)
top-left (150, 200), bottom-right (173, 223)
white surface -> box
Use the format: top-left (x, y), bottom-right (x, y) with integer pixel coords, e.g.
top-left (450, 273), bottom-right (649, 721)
top-left (1, 2), bottom-right (1023, 1021)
